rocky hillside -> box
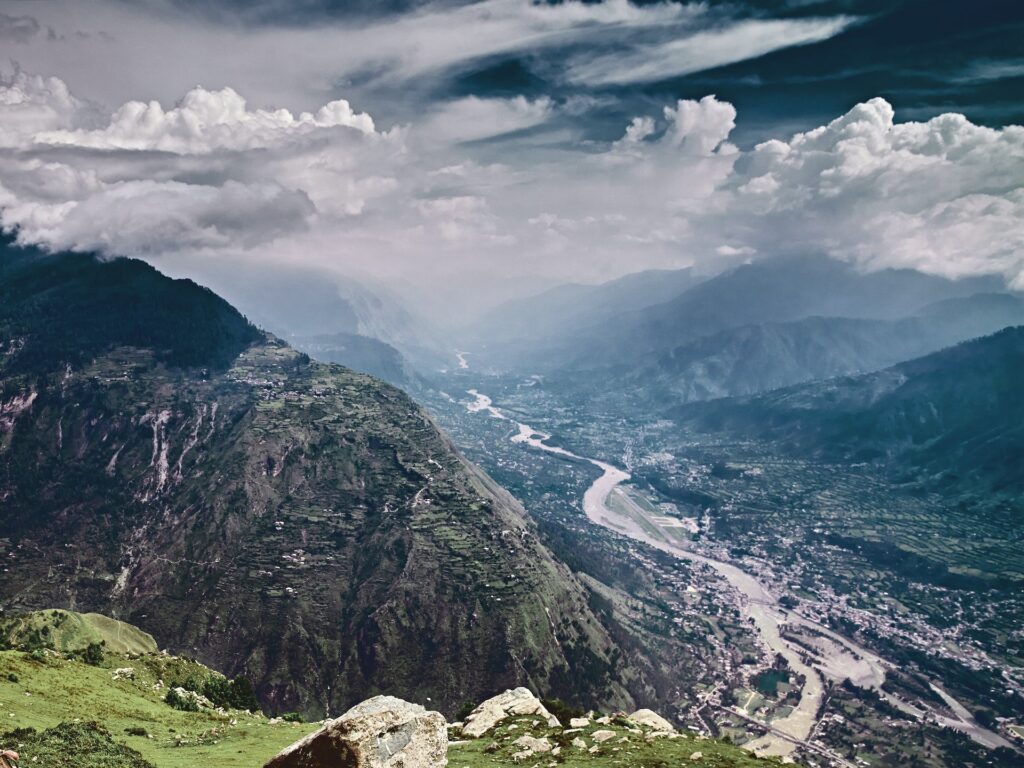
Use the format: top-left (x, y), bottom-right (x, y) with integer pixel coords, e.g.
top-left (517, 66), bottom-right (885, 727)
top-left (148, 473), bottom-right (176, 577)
top-left (0, 236), bottom-right (634, 718)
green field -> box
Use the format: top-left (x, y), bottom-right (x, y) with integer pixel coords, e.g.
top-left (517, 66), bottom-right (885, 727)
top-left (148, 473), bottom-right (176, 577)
top-left (2, 610), bottom-right (157, 656)
top-left (0, 649), bottom-right (313, 768)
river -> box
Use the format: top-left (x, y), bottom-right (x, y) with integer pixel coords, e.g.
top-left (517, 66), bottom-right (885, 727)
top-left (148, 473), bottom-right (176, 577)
top-left (464, 389), bottom-right (1014, 756)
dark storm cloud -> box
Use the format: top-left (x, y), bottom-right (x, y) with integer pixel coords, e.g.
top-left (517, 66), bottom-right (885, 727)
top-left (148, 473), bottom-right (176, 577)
top-left (0, 12), bottom-right (57, 42)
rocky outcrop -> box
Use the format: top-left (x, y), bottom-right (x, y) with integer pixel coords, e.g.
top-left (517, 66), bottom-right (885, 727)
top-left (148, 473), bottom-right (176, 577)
top-left (628, 708), bottom-right (675, 732)
top-left (460, 688), bottom-right (559, 738)
top-left (264, 695), bottom-right (446, 768)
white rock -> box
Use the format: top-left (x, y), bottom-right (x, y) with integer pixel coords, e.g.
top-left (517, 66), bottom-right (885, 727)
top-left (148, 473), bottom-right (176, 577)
top-left (689, 751), bottom-right (703, 760)
top-left (568, 717), bottom-right (590, 728)
top-left (264, 695), bottom-right (447, 768)
top-left (628, 709), bottom-right (676, 733)
top-left (591, 729), bottom-right (615, 743)
top-left (460, 688), bottom-right (559, 737)
top-left (170, 687), bottom-right (214, 710)
top-left (512, 735), bottom-right (551, 755)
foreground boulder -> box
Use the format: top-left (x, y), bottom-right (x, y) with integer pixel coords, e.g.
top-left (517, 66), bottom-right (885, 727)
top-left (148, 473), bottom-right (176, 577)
top-left (628, 708), bottom-right (676, 732)
top-left (264, 696), bottom-right (447, 768)
top-left (460, 688), bottom-right (559, 737)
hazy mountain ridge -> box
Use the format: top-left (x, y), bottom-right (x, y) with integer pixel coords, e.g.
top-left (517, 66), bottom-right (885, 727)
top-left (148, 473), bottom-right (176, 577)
top-left (672, 326), bottom-right (1024, 496)
top-left (291, 331), bottom-right (422, 390)
top-left (464, 268), bottom-right (704, 368)
top-left (547, 256), bottom-right (1006, 372)
top-left (0, 239), bottom-right (642, 718)
top-left (185, 260), bottom-right (446, 375)
top-left (618, 294), bottom-right (1024, 404)
top-left (476, 257), bottom-right (1022, 416)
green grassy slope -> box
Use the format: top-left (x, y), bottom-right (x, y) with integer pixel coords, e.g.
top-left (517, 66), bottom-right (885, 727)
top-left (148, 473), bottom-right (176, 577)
top-left (0, 637), bottom-right (789, 768)
top-left (2, 610), bottom-right (157, 656)
top-left (0, 649), bottom-right (313, 768)
top-left (452, 715), bottom-right (788, 768)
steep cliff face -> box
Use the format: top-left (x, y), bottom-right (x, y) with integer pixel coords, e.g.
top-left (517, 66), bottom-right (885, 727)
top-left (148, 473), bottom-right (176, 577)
top-left (0, 237), bottom-right (633, 717)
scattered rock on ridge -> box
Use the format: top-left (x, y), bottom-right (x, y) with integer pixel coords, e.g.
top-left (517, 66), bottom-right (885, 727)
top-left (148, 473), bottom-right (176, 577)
top-left (511, 735), bottom-right (552, 760)
top-left (460, 688), bottom-right (559, 738)
top-left (628, 708), bottom-right (676, 732)
top-left (264, 695), bottom-right (447, 768)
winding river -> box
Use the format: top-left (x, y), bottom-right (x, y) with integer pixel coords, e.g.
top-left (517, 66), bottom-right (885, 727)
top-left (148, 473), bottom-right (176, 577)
top-left (464, 389), bottom-right (1014, 757)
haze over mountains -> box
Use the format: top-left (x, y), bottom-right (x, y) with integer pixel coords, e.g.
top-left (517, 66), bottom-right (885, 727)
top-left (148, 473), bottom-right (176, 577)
top-left (461, 255), bottom-right (1024, 412)
top-left (179, 260), bottom-right (445, 386)
top-left (0, 1), bottom-right (1022, 764)
top-left (673, 326), bottom-right (1024, 500)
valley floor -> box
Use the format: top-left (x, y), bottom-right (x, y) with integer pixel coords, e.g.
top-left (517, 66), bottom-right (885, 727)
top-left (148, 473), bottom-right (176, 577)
top-left (423, 371), bottom-right (1024, 768)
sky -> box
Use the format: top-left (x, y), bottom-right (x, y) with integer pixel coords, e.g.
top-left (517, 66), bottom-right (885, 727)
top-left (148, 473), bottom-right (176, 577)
top-left (0, 0), bottom-right (1022, 323)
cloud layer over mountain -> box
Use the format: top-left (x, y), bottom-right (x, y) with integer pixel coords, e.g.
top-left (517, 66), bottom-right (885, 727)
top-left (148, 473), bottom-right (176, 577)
top-left (0, 0), bottom-right (1021, 319)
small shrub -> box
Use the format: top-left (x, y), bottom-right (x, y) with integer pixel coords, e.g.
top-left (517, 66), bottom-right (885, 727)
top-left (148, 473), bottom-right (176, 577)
top-left (125, 726), bottom-right (148, 737)
top-left (542, 698), bottom-right (585, 727)
top-left (176, 676), bottom-right (202, 693)
top-left (611, 714), bottom-right (633, 728)
top-left (202, 676), bottom-right (260, 712)
top-left (6, 673), bottom-right (17, 683)
top-left (455, 700), bottom-right (477, 722)
top-left (280, 712), bottom-right (304, 723)
top-left (164, 688), bottom-right (199, 712)
top-left (82, 642), bottom-right (105, 666)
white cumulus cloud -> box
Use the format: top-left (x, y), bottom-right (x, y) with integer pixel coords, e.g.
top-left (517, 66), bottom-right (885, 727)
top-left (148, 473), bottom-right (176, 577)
top-left (716, 97), bottom-right (1024, 285)
top-left (0, 78), bottom-right (399, 255)
top-left (36, 86), bottom-right (377, 153)
top-left (1, 71), bottom-right (1022, 321)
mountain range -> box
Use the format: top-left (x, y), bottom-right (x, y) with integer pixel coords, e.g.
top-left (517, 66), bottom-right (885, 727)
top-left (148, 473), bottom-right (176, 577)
top-left (0, 234), bottom-right (641, 718)
top-left (471, 256), bottom-right (1023, 412)
top-left (672, 326), bottom-right (1024, 498)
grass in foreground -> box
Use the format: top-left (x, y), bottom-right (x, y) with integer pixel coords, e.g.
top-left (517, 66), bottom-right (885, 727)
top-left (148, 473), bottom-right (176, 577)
top-left (449, 715), bottom-right (789, 768)
top-left (0, 650), bottom-right (314, 768)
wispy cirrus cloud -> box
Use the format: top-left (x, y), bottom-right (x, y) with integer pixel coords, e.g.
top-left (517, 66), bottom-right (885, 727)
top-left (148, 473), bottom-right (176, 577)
top-left (566, 15), bottom-right (859, 86)
top-left (417, 95), bottom-right (554, 145)
top-left (0, 0), bottom-right (856, 119)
